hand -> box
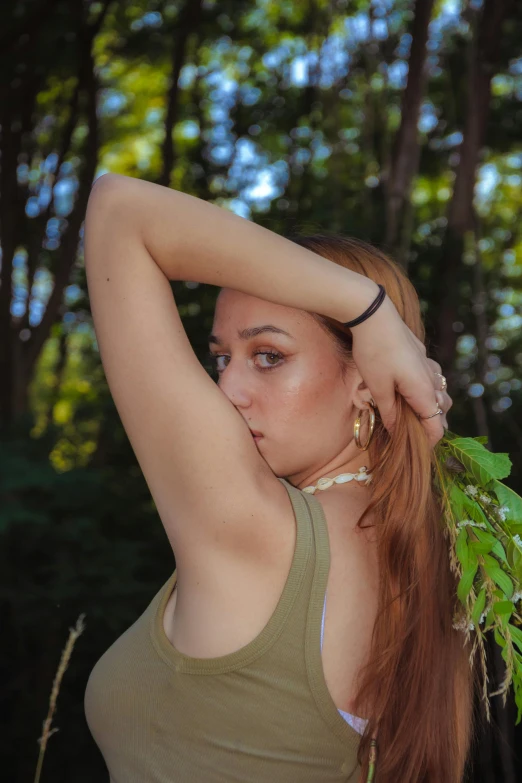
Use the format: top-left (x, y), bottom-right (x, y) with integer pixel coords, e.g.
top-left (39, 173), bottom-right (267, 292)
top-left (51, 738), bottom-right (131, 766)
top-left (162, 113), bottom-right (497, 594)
top-left (350, 294), bottom-right (452, 448)
top-left (426, 356), bottom-right (452, 433)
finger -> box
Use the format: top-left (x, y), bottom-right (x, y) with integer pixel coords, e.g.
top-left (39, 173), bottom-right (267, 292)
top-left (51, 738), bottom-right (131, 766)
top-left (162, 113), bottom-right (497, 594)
top-left (409, 381), bottom-right (445, 446)
top-left (420, 411), bottom-right (445, 448)
top-left (426, 357), bottom-right (442, 375)
top-left (369, 381), bottom-right (398, 435)
top-left (435, 390), bottom-right (452, 412)
top-left (435, 391), bottom-right (450, 432)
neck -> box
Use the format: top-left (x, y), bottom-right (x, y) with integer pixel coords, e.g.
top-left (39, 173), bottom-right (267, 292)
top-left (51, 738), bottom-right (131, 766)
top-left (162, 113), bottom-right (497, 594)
top-left (289, 449), bottom-right (371, 492)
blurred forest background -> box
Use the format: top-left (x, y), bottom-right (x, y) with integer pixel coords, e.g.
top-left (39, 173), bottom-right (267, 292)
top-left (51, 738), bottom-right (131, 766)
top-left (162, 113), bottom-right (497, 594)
top-left (1, 0), bottom-right (522, 780)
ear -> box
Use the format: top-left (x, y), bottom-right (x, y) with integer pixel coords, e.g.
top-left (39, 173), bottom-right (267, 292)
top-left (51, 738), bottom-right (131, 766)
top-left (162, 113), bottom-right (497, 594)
top-left (351, 373), bottom-right (375, 412)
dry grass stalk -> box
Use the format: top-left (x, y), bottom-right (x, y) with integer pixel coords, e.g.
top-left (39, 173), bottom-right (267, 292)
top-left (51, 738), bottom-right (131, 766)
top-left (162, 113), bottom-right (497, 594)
top-left (33, 614), bottom-right (86, 783)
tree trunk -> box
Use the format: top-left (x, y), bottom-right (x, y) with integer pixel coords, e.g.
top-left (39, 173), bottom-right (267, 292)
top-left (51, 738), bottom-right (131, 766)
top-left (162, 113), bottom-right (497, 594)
top-left (0, 2), bottom-right (112, 430)
top-left (157, 0), bottom-right (204, 188)
top-left (434, 0), bottom-right (514, 370)
top-left (384, 0), bottom-right (435, 264)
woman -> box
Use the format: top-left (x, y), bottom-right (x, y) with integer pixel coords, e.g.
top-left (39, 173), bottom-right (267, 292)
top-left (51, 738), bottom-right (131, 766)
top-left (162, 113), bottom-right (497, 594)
top-left (83, 174), bottom-right (474, 782)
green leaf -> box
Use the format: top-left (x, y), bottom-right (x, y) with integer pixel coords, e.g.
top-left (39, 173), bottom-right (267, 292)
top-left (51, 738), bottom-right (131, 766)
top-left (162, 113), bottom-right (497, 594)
top-left (507, 539), bottom-right (520, 564)
top-left (455, 527), bottom-right (469, 570)
top-left (470, 527), bottom-right (496, 551)
top-left (447, 438), bottom-right (511, 484)
top-left (494, 627), bottom-right (507, 647)
top-left (491, 480), bottom-right (522, 524)
top-left (448, 483), bottom-right (466, 522)
top-left (483, 560), bottom-right (514, 598)
top-left (491, 538), bottom-right (510, 566)
top-left (471, 587), bottom-right (487, 627)
top-left (472, 527), bottom-right (509, 565)
top-left (506, 541), bottom-right (522, 582)
top-left (469, 539), bottom-right (493, 555)
top-left (482, 553), bottom-right (500, 570)
top-left (462, 495), bottom-right (490, 528)
top-left (473, 436), bottom-right (489, 445)
top-left (493, 600), bottom-right (515, 617)
top-left (457, 560), bottom-right (479, 603)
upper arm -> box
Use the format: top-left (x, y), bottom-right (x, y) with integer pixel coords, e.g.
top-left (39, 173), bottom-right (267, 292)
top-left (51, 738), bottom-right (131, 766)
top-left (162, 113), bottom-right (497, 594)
top-left (84, 175), bottom-right (280, 564)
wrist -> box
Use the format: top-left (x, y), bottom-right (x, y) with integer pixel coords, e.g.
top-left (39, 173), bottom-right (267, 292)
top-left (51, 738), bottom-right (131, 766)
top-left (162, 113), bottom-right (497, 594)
top-left (332, 274), bottom-right (381, 325)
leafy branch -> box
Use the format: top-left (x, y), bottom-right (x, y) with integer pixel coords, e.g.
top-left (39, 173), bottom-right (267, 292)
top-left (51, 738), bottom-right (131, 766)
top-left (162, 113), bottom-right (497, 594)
top-left (434, 432), bottom-right (522, 724)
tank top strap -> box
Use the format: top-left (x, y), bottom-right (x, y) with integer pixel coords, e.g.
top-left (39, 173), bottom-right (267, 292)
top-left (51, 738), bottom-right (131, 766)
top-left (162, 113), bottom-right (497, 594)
top-left (268, 479), bottom-right (331, 677)
top-left (300, 488), bottom-right (332, 656)
top-left (274, 481), bottom-right (360, 748)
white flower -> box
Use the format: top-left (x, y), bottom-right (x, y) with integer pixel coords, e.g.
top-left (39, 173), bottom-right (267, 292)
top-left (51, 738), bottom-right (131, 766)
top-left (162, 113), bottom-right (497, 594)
top-left (514, 534), bottom-right (522, 549)
top-left (512, 591), bottom-right (522, 603)
top-left (457, 519), bottom-right (487, 530)
top-left (479, 493), bottom-right (491, 505)
top-left (496, 505), bottom-right (509, 521)
top-left (465, 485), bottom-right (478, 496)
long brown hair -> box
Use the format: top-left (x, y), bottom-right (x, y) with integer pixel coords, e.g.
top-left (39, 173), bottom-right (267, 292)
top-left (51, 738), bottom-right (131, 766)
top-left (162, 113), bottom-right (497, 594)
top-left (287, 233), bottom-right (480, 782)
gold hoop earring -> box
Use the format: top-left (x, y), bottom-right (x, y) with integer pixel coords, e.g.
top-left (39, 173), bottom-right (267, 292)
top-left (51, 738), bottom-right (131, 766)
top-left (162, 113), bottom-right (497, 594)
top-left (354, 399), bottom-right (376, 451)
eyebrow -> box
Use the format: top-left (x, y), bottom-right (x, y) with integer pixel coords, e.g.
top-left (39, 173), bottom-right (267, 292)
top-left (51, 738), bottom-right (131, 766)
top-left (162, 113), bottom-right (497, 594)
top-left (208, 325), bottom-right (294, 345)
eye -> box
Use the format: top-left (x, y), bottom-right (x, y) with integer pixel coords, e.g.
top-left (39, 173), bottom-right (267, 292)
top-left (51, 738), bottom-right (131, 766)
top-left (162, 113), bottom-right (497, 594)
top-left (207, 350), bottom-right (284, 373)
top-left (255, 351), bottom-right (283, 370)
top-left (207, 353), bottom-right (228, 374)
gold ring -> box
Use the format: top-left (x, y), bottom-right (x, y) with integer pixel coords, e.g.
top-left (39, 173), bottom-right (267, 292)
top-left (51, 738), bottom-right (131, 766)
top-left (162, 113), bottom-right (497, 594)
top-left (419, 404), bottom-right (444, 420)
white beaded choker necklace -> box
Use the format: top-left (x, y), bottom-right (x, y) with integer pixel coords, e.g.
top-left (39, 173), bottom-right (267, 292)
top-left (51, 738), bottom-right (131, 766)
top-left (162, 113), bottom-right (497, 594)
top-left (302, 465), bottom-right (373, 494)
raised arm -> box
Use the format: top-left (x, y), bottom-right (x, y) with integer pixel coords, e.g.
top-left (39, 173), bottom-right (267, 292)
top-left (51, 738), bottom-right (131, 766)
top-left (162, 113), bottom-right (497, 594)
top-left (88, 173), bottom-right (380, 319)
top-left (87, 173), bottom-right (445, 446)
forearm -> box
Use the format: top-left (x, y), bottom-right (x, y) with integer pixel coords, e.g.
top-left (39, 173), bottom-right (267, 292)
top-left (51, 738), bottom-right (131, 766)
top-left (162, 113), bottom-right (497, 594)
top-left (88, 173), bottom-right (379, 324)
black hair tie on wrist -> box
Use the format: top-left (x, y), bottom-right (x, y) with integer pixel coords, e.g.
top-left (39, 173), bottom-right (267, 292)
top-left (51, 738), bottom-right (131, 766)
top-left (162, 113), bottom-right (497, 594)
top-left (342, 284), bottom-right (386, 328)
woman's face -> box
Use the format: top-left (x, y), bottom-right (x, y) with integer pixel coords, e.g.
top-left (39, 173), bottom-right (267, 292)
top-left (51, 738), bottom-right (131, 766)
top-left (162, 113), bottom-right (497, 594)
top-left (209, 288), bottom-right (373, 486)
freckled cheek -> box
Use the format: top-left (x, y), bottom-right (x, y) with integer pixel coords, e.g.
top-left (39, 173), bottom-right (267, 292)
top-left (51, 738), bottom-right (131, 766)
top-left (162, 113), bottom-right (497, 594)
top-left (266, 374), bottom-right (325, 432)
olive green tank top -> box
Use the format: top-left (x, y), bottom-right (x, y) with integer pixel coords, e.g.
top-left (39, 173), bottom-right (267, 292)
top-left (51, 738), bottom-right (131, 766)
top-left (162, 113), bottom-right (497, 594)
top-left (84, 477), bottom-right (363, 782)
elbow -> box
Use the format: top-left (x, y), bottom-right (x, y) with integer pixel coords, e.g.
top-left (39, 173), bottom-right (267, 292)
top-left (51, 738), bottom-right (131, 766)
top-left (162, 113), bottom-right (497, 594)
top-left (85, 173), bottom-right (132, 245)
top-left (84, 174), bottom-right (132, 268)
top-left (89, 172), bottom-right (126, 202)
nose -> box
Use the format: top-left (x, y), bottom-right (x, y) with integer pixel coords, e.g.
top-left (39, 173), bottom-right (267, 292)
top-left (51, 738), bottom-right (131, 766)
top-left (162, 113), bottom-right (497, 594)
top-left (216, 359), bottom-right (253, 409)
